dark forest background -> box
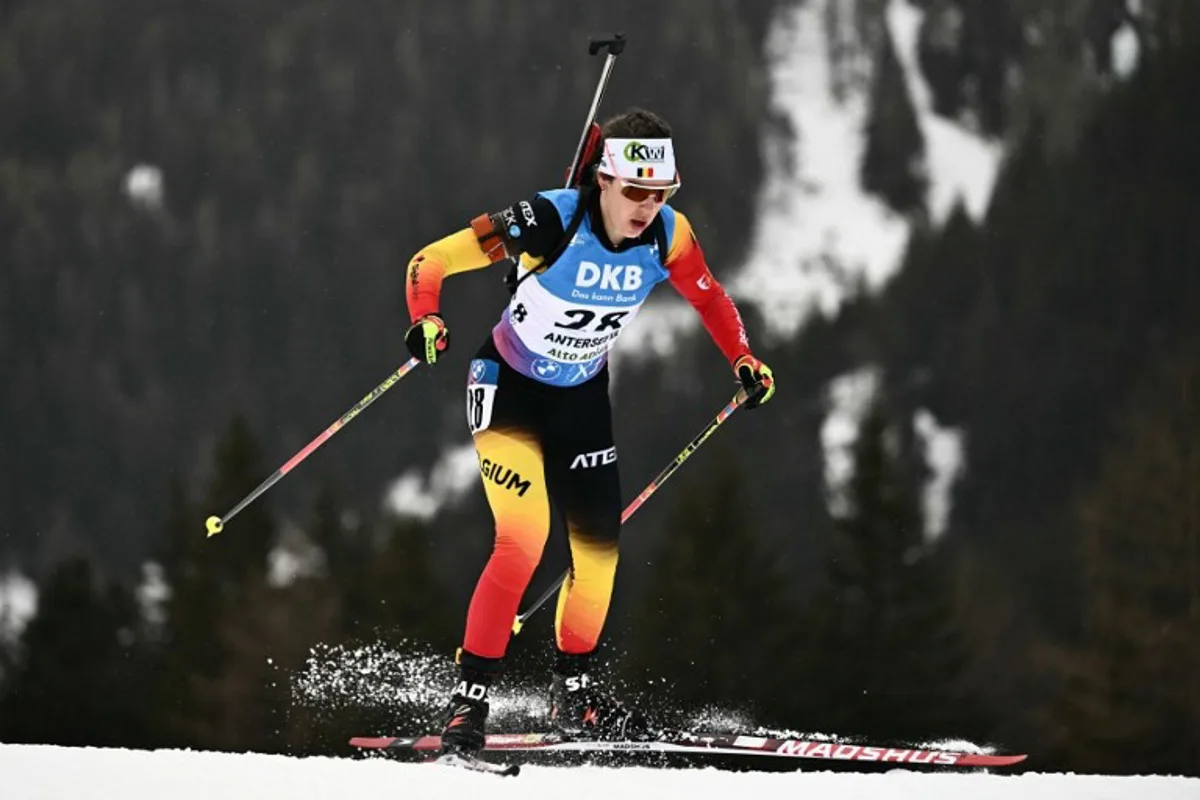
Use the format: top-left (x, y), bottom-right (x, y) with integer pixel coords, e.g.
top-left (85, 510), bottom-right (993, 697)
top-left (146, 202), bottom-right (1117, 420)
top-left (2, 0), bottom-right (1198, 777)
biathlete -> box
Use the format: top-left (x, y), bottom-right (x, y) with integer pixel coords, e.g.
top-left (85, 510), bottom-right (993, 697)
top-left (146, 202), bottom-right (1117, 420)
top-left (402, 107), bottom-right (776, 754)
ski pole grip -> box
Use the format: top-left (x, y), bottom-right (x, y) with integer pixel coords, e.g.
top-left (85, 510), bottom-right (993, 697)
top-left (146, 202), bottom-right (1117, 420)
top-left (588, 34), bottom-right (626, 56)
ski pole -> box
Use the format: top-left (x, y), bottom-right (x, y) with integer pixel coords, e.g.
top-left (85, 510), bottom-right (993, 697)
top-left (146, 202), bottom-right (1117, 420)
top-left (563, 34), bottom-right (625, 189)
top-left (512, 387), bottom-right (750, 633)
top-left (205, 357), bottom-right (422, 537)
top-left (210, 36), bottom-right (625, 540)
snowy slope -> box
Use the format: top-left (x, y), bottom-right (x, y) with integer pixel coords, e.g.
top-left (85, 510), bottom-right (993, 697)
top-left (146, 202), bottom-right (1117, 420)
top-left (2, 745), bottom-right (1197, 800)
top-left (733, 0), bottom-right (1001, 341)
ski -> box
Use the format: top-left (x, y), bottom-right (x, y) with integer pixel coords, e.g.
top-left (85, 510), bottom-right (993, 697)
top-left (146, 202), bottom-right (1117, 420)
top-left (350, 732), bottom-right (1027, 768)
top-left (433, 751), bottom-right (520, 777)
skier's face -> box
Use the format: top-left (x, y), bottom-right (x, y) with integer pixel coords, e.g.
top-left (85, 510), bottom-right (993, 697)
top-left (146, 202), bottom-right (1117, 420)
top-left (598, 174), bottom-right (678, 242)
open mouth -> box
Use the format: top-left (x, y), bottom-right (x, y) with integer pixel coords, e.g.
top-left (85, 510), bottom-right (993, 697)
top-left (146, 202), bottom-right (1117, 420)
top-left (630, 217), bottom-right (648, 231)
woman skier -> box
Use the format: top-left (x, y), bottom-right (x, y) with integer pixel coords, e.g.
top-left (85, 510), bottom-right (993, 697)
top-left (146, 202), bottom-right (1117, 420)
top-left (402, 107), bottom-right (776, 755)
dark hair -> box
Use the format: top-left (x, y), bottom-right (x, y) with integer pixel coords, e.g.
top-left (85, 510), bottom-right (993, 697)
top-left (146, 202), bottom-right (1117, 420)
top-left (578, 107), bottom-right (672, 186)
top-left (599, 107), bottom-right (673, 139)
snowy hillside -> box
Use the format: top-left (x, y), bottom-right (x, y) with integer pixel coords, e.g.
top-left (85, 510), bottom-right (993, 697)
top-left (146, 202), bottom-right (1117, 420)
top-left (732, 0), bottom-right (1001, 341)
top-left (2, 745), bottom-right (1197, 800)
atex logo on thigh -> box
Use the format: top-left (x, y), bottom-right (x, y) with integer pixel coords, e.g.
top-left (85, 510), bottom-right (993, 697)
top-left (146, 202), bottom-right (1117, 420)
top-left (571, 447), bottom-right (617, 470)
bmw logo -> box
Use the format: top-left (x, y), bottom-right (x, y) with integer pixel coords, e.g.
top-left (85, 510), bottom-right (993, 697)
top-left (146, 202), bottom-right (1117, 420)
top-left (531, 359), bottom-right (562, 379)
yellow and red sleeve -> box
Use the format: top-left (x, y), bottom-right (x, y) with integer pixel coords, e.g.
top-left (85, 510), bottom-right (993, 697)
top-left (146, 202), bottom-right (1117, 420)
top-left (664, 212), bottom-right (752, 365)
top-left (405, 228), bottom-right (496, 322)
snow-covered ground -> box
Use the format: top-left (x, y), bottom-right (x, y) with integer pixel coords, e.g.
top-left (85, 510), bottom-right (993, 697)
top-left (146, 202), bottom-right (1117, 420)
top-left (1, 745), bottom-right (1196, 800)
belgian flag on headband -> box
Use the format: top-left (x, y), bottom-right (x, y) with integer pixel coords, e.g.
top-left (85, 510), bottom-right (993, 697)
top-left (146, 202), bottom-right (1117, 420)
top-left (636, 167), bottom-right (655, 178)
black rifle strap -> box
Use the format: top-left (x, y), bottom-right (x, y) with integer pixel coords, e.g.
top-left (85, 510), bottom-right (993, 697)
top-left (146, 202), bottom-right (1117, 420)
top-left (507, 184), bottom-right (594, 295)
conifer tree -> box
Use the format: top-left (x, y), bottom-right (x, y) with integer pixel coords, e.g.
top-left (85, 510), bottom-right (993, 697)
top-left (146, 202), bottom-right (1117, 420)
top-left (0, 557), bottom-right (154, 747)
top-left (792, 399), bottom-right (984, 742)
top-left (190, 572), bottom-right (342, 753)
top-left (1044, 352), bottom-right (1200, 775)
top-left (156, 415), bottom-right (278, 748)
top-left (862, 25), bottom-right (928, 215)
top-left (622, 451), bottom-right (793, 724)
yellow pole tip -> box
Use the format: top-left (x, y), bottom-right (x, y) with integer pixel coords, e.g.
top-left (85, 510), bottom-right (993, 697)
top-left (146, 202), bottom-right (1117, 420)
top-left (511, 618), bottom-right (524, 635)
top-left (205, 515), bottom-right (224, 537)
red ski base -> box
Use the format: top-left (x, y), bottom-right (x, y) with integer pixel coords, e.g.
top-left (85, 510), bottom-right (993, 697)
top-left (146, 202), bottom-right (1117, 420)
top-left (350, 732), bottom-right (1027, 768)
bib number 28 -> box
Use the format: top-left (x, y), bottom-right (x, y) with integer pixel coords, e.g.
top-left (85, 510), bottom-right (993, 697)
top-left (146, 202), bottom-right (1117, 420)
top-left (555, 309), bottom-right (629, 332)
top-left (466, 385), bottom-right (497, 434)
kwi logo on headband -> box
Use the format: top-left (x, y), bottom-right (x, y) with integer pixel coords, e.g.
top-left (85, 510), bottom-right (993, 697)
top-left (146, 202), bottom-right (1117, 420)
top-left (623, 141), bottom-right (667, 162)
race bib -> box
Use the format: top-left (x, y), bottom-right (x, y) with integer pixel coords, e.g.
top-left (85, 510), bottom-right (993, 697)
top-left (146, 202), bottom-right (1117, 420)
top-left (466, 359), bottom-right (499, 433)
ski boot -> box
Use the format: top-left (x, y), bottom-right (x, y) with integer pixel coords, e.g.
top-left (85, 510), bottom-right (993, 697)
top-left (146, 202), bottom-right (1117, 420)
top-left (439, 650), bottom-right (502, 754)
top-left (548, 651), bottom-right (653, 741)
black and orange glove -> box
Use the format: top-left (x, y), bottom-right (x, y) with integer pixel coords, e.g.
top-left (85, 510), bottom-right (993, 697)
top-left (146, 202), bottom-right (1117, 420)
top-left (733, 354), bottom-right (775, 409)
top-left (405, 314), bottom-right (450, 365)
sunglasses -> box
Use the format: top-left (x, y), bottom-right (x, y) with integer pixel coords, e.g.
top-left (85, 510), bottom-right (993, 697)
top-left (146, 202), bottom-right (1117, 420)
top-left (604, 175), bottom-right (681, 204)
